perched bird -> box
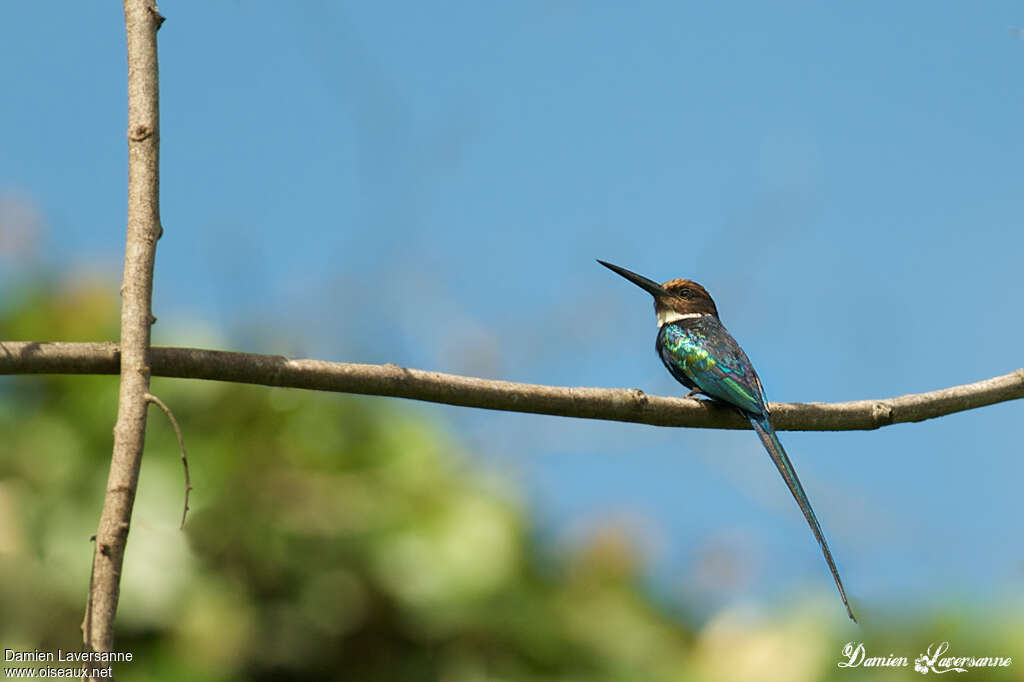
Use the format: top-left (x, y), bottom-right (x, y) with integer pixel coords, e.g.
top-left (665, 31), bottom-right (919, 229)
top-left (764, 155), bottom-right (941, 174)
top-left (598, 259), bottom-right (855, 622)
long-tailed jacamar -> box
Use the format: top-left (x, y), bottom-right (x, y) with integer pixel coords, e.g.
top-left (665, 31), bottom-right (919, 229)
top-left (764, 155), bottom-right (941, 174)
top-left (598, 259), bottom-right (855, 622)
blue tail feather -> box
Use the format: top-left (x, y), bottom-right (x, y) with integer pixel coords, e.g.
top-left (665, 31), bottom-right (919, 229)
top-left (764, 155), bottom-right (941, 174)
top-left (749, 415), bottom-right (857, 623)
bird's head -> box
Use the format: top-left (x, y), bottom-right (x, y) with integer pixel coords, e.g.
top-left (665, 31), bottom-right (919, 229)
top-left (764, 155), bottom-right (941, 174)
top-left (597, 260), bottom-right (718, 326)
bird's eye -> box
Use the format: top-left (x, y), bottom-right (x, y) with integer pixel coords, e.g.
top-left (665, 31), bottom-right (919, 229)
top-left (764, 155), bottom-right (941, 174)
top-left (677, 288), bottom-right (692, 299)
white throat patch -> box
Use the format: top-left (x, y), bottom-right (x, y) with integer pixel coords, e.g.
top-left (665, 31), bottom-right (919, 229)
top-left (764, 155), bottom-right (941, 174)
top-left (657, 310), bottom-right (708, 327)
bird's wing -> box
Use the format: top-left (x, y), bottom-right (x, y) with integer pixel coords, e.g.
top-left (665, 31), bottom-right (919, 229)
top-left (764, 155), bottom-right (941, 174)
top-left (659, 320), bottom-right (766, 416)
top-left (659, 320), bottom-right (855, 620)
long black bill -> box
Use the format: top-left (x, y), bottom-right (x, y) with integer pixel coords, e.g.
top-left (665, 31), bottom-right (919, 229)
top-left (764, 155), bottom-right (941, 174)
top-left (596, 259), bottom-right (669, 298)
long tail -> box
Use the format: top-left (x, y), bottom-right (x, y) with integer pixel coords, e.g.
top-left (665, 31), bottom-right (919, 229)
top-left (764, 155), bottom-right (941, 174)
top-left (749, 415), bottom-right (857, 622)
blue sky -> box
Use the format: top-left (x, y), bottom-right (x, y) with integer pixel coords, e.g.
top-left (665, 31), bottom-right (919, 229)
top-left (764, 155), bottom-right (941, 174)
top-left (2, 1), bottom-right (1023, 624)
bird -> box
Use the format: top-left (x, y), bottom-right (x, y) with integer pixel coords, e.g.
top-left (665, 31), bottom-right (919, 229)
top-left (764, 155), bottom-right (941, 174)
top-left (597, 259), bottom-right (856, 622)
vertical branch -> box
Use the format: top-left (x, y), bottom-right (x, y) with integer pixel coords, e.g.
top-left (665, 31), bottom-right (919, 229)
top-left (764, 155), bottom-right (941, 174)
top-left (82, 0), bottom-right (164, 657)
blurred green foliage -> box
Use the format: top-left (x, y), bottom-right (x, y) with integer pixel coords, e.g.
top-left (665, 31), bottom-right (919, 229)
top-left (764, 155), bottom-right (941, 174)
top-left (0, 280), bottom-right (1020, 681)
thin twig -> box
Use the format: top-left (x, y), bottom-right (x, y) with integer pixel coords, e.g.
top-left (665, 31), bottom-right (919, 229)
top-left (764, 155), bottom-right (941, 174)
top-left (83, 0), bottom-right (164, 663)
top-left (145, 393), bottom-right (192, 529)
top-left (2, 341), bottom-right (1022, 432)
top-left (79, 535), bottom-right (97, 661)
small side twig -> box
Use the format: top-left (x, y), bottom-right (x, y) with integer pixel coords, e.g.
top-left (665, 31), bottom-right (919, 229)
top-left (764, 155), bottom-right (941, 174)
top-left (145, 393), bottom-right (192, 529)
top-left (80, 535), bottom-right (98, 657)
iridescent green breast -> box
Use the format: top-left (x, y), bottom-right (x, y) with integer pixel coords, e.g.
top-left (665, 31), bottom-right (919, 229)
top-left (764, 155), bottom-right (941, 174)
top-left (658, 319), bottom-right (766, 417)
top-left (662, 328), bottom-right (717, 374)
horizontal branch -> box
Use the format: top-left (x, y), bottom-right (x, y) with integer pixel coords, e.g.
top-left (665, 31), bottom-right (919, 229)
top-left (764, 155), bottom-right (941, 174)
top-left (2, 341), bottom-right (1022, 431)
